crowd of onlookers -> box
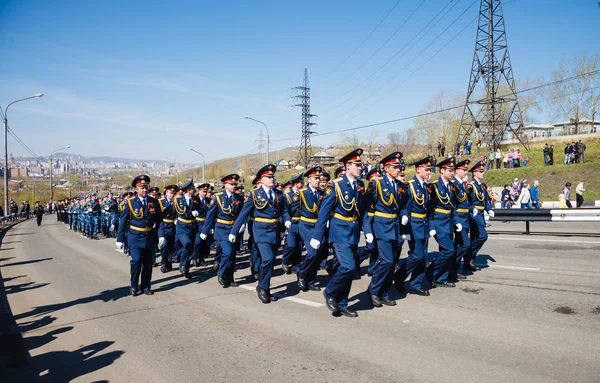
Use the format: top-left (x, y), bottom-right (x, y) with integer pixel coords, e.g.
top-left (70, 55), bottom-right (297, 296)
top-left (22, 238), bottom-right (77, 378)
top-left (560, 181), bottom-right (587, 208)
top-left (562, 140), bottom-right (586, 165)
top-left (501, 178), bottom-right (540, 209)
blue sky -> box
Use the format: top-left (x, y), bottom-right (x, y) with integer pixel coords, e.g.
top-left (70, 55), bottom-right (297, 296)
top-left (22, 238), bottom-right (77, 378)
top-left (0, 0), bottom-right (598, 164)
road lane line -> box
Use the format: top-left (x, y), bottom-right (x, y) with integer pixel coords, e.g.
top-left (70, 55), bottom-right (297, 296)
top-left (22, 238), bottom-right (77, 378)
top-left (239, 285), bottom-right (325, 308)
top-left (489, 265), bottom-right (541, 271)
top-left (489, 237), bottom-right (600, 245)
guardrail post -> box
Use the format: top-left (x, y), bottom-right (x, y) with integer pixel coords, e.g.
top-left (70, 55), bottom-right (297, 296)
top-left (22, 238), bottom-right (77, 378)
top-left (525, 221), bottom-right (530, 235)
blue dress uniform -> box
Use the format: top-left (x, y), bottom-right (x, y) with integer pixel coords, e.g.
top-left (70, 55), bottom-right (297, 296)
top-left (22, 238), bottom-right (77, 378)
top-left (192, 184), bottom-right (211, 267)
top-left (312, 149), bottom-right (364, 317)
top-left (117, 175), bottom-right (163, 296)
top-left (297, 166), bottom-right (324, 291)
top-left (246, 177), bottom-right (262, 280)
top-left (231, 165), bottom-right (290, 303)
top-left (158, 185), bottom-right (178, 273)
top-left (282, 173), bottom-right (304, 274)
top-left (428, 157), bottom-right (459, 286)
top-left (465, 161), bottom-right (493, 270)
top-left (450, 160), bottom-right (471, 281)
top-left (173, 179), bottom-right (200, 278)
top-left (317, 171), bottom-right (332, 270)
top-left (359, 167), bottom-right (383, 275)
top-left (394, 156), bottom-right (434, 296)
top-left (202, 174), bottom-right (245, 287)
top-left (363, 152), bottom-right (407, 306)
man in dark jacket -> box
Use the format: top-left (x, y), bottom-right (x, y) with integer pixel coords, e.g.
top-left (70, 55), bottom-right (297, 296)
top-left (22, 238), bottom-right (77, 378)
top-left (34, 201), bottom-right (44, 226)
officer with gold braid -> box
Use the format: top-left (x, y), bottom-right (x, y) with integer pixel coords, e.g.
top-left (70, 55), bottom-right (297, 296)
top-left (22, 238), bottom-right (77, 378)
top-left (173, 179), bottom-right (200, 279)
top-left (449, 159), bottom-right (471, 281)
top-left (311, 149), bottom-right (365, 318)
top-left (201, 174), bottom-right (244, 288)
top-left (231, 165), bottom-right (290, 303)
top-left (158, 184), bottom-right (178, 273)
top-left (116, 175), bottom-right (163, 296)
top-left (465, 161), bottom-right (494, 271)
top-left (296, 165), bottom-right (323, 292)
top-left (281, 173), bottom-right (303, 274)
top-left (363, 152), bottom-right (407, 308)
top-left (394, 156), bottom-right (435, 297)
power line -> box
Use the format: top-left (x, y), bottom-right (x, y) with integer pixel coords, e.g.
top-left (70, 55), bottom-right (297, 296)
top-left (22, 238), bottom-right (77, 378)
top-left (322, 0), bottom-right (459, 111)
top-left (321, 0), bottom-right (402, 80)
top-left (330, 0), bottom-right (427, 91)
top-left (7, 126), bottom-right (39, 158)
top-left (270, 69), bottom-right (600, 143)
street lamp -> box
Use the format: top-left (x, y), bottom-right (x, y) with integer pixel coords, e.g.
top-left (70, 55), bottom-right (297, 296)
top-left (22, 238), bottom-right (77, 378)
top-left (2, 93), bottom-right (43, 215)
top-left (50, 145), bottom-right (70, 203)
top-left (189, 148), bottom-right (205, 183)
top-left (245, 116), bottom-right (270, 164)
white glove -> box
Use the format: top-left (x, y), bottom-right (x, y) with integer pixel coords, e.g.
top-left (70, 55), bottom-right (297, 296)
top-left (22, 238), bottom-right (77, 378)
top-left (116, 242), bottom-right (123, 249)
top-left (284, 220), bottom-right (292, 229)
top-left (228, 234), bottom-right (236, 243)
top-left (200, 233), bottom-right (207, 241)
top-left (210, 229), bottom-right (214, 234)
top-left (365, 233), bottom-right (374, 244)
top-left (429, 229), bottom-right (436, 238)
top-left (192, 210), bottom-right (199, 217)
top-left (239, 224), bottom-right (246, 233)
top-left (455, 223), bottom-right (462, 232)
top-left (109, 224), bottom-right (114, 232)
top-left (326, 220), bottom-right (329, 229)
top-left (158, 237), bottom-right (165, 248)
top-left (310, 239), bottom-right (321, 249)
top-left (472, 209), bottom-right (479, 217)
top-left (87, 208), bottom-right (92, 213)
top-left (401, 233), bottom-right (411, 241)
top-left (487, 210), bottom-right (495, 218)
top-left (174, 220), bottom-right (177, 225)
top-left (401, 215), bottom-right (409, 226)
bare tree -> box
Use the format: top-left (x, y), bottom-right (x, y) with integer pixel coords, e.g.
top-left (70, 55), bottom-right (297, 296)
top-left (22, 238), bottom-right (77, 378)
top-left (541, 53), bottom-right (599, 134)
top-left (412, 90), bottom-right (464, 148)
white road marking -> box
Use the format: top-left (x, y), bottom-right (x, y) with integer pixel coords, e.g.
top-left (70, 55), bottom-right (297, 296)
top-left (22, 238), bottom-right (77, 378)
top-left (239, 285), bottom-right (325, 308)
top-left (489, 236), bottom-right (600, 245)
top-left (489, 265), bottom-right (541, 271)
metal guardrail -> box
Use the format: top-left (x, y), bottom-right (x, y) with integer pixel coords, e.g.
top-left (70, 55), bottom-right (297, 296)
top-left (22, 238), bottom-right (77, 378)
top-left (0, 212), bottom-right (28, 226)
top-left (489, 208), bottom-right (600, 234)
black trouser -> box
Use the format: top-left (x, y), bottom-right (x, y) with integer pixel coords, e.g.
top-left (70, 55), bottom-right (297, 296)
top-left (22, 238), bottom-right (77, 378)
top-left (576, 194), bottom-right (584, 208)
top-left (36, 216), bottom-right (43, 226)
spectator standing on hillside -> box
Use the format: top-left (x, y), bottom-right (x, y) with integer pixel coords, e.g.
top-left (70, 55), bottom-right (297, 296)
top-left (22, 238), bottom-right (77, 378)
top-left (513, 149), bottom-right (521, 168)
top-left (466, 140), bottom-right (473, 155)
top-left (543, 144), bottom-right (550, 166)
top-left (441, 141), bottom-right (446, 156)
top-left (506, 149), bottom-right (513, 169)
top-left (437, 141), bottom-right (442, 157)
top-left (487, 150), bottom-right (494, 170)
top-left (548, 144), bottom-right (554, 165)
top-left (476, 139), bottom-right (482, 153)
top-left (562, 183), bottom-right (573, 208)
top-left (515, 183), bottom-right (532, 209)
top-left (564, 143), bottom-right (570, 164)
top-left (530, 180), bottom-right (541, 209)
top-left (575, 181), bottom-right (586, 207)
top-left (577, 140), bottom-right (586, 163)
top-left (494, 148), bottom-right (501, 169)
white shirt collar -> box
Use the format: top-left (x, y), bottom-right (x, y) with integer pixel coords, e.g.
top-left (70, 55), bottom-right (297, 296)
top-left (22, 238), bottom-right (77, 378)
top-left (261, 185), bottom-right (273, 195)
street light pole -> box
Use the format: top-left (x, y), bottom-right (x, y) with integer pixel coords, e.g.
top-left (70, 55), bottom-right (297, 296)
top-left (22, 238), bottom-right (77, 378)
top-left (50, 146), bottom-right (70, 202)
top-left (2, 93), bottom-right (43, 214)
top-left (245, 116), bottom-right (270, 164)
top-left (189, 148), bottom-right (205, 183)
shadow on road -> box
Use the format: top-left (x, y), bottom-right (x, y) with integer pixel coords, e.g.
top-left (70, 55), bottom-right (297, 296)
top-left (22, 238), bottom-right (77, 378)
top-left (5, 281), bottom-right (50, 295)
top-left (1, 258), bottom-right (53, 267)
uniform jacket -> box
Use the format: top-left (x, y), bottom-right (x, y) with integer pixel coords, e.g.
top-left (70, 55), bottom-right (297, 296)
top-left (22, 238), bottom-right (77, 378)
top-left (117, 196), bottom-right (162, 249)
top-left (202, 191), bottom-right (244, 241)
top-left (158, 197), bottom-right (176, 238)
top-left (451, 176), bottom-right (471, 228)
top-left (298, 186), bottom-right (323, 242)
top-left (406, 176), bottom-right (432, 238)
top-left (231, 186), bottom-right (288, 245)
top-left (430, 177), bottom-right (457, 235)
top-left (312, 175), bottom-right (364, 245)
top-left (285, 189), bottom-right (302, 234)
top-left (173, 195), bottom-right (201, 236)
top-left (469, 180), bottom-right (493, 213)
top-left (362, 176), bottom-right (408, 241)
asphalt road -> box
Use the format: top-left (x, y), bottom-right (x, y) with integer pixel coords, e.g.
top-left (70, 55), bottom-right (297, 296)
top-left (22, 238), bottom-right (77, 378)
top-left (2, 217), bottom-right (599, 382)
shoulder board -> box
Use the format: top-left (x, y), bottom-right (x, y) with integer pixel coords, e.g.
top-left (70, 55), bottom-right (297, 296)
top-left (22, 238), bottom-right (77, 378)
top-left (299, 188), bottom-right (307, 192)
top-left (126, 196), bottom-right (135, 200)
top-left (215, 192), bottom-right (223, 196)
top-left (408, 179), bottom-right (415, 184)
top-left (327, 180), bottom-right (335, 187)
top-left (469, 181), bottom-right (475, 185)
top-left (431, 180), bottom-right (439, 184)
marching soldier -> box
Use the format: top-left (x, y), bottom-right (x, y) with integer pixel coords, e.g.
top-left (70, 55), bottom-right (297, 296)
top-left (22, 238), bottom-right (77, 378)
top-left (363, 152), bottom-right (408, 307)
top-left (450, 160), bottom-right (471, 281)
top-left (464, 161), bottom-right (494, 271)
top-left (116, 175), bottom-right (163, 296)
top-left (359, 167), bottom-right (383, 276)
top-left (311, 149), bottom-right (365, 318)
top-left (394, 156), bottom-right (435, 297)
top-left (297, 166), bottom-right (324, 292)
top-left (428, 157), bottom-right (461, 288)
top-left (231, 165), bottom-right (290, 302)
top-left (201, 174), bottom-right (244, 288)
top-left (158, 185), bottom-right (178, 273)
top-left (282, 173), bottom-right (304, 274)
top-left (192, 183), bottom-right (211, 267)
top-left (247, 176), bottom-right (262, 280)
top-left (173, 179), bottom-right (200, 279)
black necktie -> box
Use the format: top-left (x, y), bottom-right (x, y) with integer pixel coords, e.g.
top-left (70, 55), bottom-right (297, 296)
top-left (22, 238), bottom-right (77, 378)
top-left (352, 181), bottom-right (357, 192)
top-left (269, 190), bottom-right (274, 204)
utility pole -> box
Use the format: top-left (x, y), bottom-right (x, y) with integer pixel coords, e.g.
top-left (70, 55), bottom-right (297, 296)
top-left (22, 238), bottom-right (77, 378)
top-left (592, 105), bottom-right (597, 134)
top-left (293, 69), bottom-right (317, 168)
top-left (456, 0), bottom-right (529, 151)
top-left (255, 129), bottom-right (265, 163)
